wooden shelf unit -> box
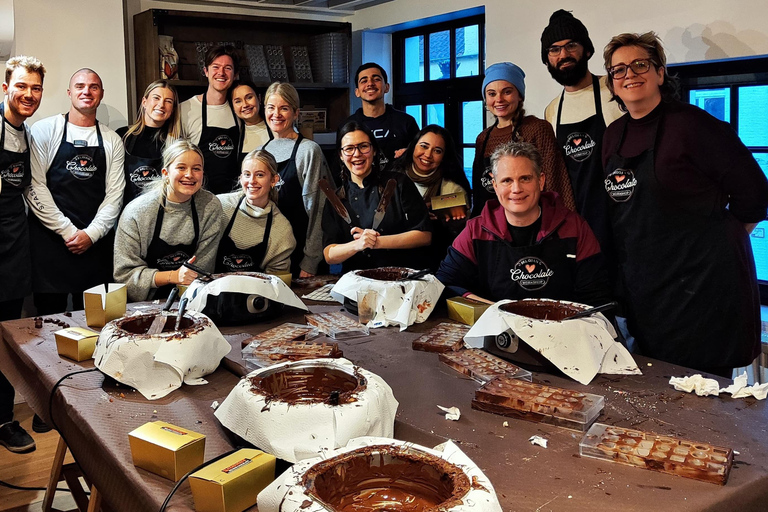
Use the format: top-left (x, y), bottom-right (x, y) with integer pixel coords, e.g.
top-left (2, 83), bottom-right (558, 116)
top-left (133, 8), bottom-right (352, 132)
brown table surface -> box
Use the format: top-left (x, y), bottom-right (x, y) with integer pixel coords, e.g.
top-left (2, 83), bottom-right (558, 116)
top-left (1, 301), bottom-right (767, 512)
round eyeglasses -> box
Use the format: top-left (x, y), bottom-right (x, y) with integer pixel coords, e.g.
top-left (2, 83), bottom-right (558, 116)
top-left (609, 59), bottom-right (654, 80)
top-left (340, 142), bottom-right (373, 156)
top-left (547, 41), bottom-right (582, 56)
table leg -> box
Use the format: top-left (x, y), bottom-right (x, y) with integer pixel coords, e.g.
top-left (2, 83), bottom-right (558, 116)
top-left (86, 486), bottom-right (102, 512)
top-left (42, 437), bottom-right (67, 512)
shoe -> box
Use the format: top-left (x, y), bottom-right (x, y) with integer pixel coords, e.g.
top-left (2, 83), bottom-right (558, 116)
top-left (32, 414), bottom-right (52, 433)
top-left (0, 421), bottom-right (36, 453)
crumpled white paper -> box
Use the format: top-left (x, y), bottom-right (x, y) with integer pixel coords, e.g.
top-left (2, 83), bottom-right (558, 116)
top-left (529, 435), bottom-right (548, 448)
top-left (257, 436), bottom-right (503, 512)
top-left (183, 273), bottom-right (307, 312)
top-left (464, 299), bottom-right (641, 385)
top-left (330, 269), bottom-right (444, 330)
top-left (93, 310), bottom-right (231, 400)
top-left (214, 358), bottom-right (399, 463)
top-left (438, 405), bottom-right (461, 421)
top-left (721, 372), bottom-right (768, 399)
top-left (669, 372), bottom-right (768, 399)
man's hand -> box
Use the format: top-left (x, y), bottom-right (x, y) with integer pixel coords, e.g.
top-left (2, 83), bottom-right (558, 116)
top-left (393, 148), bottom-right (407, 159)
top-left (65, 230), bottom-right (93, 254)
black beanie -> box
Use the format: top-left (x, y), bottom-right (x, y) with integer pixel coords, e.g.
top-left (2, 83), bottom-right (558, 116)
top-left (540, 9), bottom-right (594, 64)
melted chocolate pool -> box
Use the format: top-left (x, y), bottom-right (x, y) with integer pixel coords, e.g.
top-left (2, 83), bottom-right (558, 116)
top-left (303, 445), bottom-right (470, 512)
top-left (249, 365), bottom-right (364, 405)
top-left (500, 299), bottom-right (585, 321)
top-left (356, 267), bottom-right (411, 282)
top-left (116, 313), bottom-right (199, 334)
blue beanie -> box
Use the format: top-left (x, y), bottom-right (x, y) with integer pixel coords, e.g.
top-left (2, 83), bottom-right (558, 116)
top-left (482, 62), bottom-right (526, 99)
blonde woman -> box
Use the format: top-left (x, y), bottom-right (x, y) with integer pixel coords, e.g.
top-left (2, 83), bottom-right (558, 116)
top-left (114, 139), bottom-right (223, 301)
top-left (216, 149), bottom-right (296, 273)
top-left (117, 79), bottom-right (182, 205)
top-left (260, 81), bottom-right (329, 277)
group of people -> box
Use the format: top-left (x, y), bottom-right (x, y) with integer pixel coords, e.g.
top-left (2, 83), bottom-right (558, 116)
top-left (1, 9), bottom-right (767, 455)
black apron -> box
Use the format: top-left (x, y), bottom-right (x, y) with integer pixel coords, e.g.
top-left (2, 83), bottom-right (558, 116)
top-left (556, 75), bottom-right (612, 259)
top-left (604, 111), bottom-right (759, 369)
top-left (200, 95), bottom-right (240, 194)
top-left (215, 196), bottom-right (273, 273)
top-left (470, 122), bottom-right (519, 217)
top-left (145, 196), bottom-right (200, 298)
top-left (28, 114), bottom-right (114, 293)
top-left (263, 135), bottom-right (307, 276)
top-left (123, 132), bottom-right (163, 205)
top-left (0, 106), bottom-right (32, 301)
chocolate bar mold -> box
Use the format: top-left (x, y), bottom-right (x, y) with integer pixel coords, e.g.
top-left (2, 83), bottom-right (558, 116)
top-left (412, 322), bottom-right (469, 353)
top-left (241, 323), bottom-right (319, 350)
top-left (242, 339), bottom-right (343, 371)
top-left (579, 423), bottom-right (733, 485)
top-left (471, 377), bottom-right (603, 431)
top-left (305, 312), bottom-right (370, 340)
top-left (439, 349), bottom-right (532, 384)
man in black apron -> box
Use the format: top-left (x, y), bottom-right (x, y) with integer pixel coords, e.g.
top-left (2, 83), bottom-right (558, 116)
top-left (180, 45), bottom-right (240, 194)
top-left (0, 55), bottom-right (45, 453)
top-left (27, 68), bottom-right (125, 315)
top-left (540, 10), bottom-right (624, 262)
top-left (343, 63), bottom-right (419, 169)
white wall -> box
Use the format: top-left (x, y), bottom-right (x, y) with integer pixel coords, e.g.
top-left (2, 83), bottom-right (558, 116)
top-left (348, 0), bottom-right (768, 116)
top-left (9, 0), bottom-right (128, 129)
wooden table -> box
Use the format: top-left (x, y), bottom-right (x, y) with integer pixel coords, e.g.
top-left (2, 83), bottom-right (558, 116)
top-left (1, 303), bottom-right (767, 511)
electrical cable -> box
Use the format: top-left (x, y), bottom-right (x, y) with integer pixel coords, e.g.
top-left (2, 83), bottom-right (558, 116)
top-left (0, 479), bottom-right (72, 493)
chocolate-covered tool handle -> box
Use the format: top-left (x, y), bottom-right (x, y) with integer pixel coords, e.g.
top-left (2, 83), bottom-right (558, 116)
top-left (175, 297), bottom-right (188, 331)
top-left (319, 178), bottom-right (352, 225)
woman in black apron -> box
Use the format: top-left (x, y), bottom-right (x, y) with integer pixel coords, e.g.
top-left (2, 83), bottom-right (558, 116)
top-left (601, 32), bottom-right (768, 376)
top-left (117, 80), bottom-right (181, 206)
top-left (216, 149), bottom-right (296, 273)
top-left (231, 80), bottom-right (271, 166)
top-left (471, 62), bottom-right (574, 217)
top-left (262, 82), bottom-right (330, 277)
top-left (321, 121), bottom-right (431, 273)
top-left (114, 140), bottom-right (224, 302)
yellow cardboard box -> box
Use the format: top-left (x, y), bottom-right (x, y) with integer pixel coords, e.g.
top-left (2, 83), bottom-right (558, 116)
top-left (189, 449), bottom-right (276, 512)
top-left (54, 327), bottom-right (99, 362)
top-left (128, 421), bottom-right (205, 481)
top-left (447, 296), bottom-right (491, 326)
top-left (83, 283), bottom-right (127, 328)
top-left (431, 191), bottom-right (467, 211)
top-left (269, 271), bottom-right (291, 287)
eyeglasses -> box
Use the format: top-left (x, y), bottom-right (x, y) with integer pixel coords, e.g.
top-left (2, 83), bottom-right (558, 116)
top-left (340, 142), bottom-right (373, 156)
top-left (547, 41), bottom-right (582, 56)
top-left (608, 59), bottom-right (654, 80)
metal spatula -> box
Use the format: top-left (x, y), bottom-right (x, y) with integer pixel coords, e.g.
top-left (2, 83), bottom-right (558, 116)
top-left (146, 287), bottom-right (178, 334)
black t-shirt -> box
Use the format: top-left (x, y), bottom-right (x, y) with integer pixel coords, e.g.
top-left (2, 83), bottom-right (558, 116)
top-left (345, 105), bottom-right (419, 168)
top-left (507, 215), bottom-right (542, 248)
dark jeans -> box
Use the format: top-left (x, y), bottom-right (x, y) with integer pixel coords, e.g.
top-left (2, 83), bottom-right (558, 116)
top-left (0, 298), bottom-right (23, 424)
top-left (34, 292), bottom-right (84, 315)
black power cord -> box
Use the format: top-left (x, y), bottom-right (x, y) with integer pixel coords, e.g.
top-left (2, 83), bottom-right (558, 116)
top-left (159, 448), bottom-right (240, 512)
top-left (0, 479), bottom-right (71, 493)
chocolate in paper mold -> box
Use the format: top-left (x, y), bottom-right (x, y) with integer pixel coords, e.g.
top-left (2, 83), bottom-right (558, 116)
top-left (579, 423), bottom-right (733, 485)
top-left (412, 322), bottom-right (469, 353)
top-left (113, 311), bottom-right (202, 337)
top-left (305, 312), bottom-right (370, 339)
top-left (302, 444), bottom-right (471, 511)
top-left (242, 339), bottom-right (343, 370)
top-left (471, 377), bottom-right (604, 431)
top-left (241, 323), bottom-right (318, 349)
top-left (211, 271), bottom-right (271, 281)
top-left (248, 361), bottom-right (365, 406)
top-left (292, 274), bottom-right (339, 289)
top-left (499, 299), bottom-right (586, 321)
top-left (439, 348), bottom-right (532, 383)
top-left (355, 266), bottom-right (411, 282)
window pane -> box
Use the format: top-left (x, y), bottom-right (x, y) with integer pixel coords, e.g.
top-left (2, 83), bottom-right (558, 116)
top-left (739, 85), bottom-right (768, 147)
top-left (750, 152), bottom-right (768, 281)
top-left (463, 147), bottom-right (475, 188)
top-left (462, 100), bottom-right (483, 144)
top-left (455, 25), bottom-right (479, 78)
top-left (426, 103), bottom-right (444, 126)
top-left (689, 88), bottom-right (730, 122)
top-left (429, 30), bottom-right (450, 81)
top-left (404, 35), bottom-right (424, 83)
top-left (405, 105), bottom-right (422, 129)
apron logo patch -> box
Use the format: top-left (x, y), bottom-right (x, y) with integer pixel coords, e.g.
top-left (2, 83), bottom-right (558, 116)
top-left (66, 154), bottom-right (97, 180)
top-left (129, 165), bottom-right (161, 187)
top-left (156, 251), bottom-right (190, 271)
top-left (481, 166), bottom-right (494, 192)
top-left (209, 135), bottom-right (234, 158)
top-left (511, 257), bottom-right (554, 290)
top-left (223, 254), bottom-right (254, 270)
top-left (0, 161), bottom-right (25, 187)
top-left (564, 132), bottom-right (596, 162)
top-left (605, 168), bottom-right (637, 202)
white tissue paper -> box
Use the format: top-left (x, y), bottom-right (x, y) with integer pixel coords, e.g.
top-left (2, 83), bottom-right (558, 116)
top-left (183, 273), bottom-right (307, 312)
top-left (438, 405), bottom-right (461, 421)
top-left (214, 358), bottom-right (398, 463)
top-left (93, 310), bottom-right (231, 400)
top-left (670, 372), bottom-right (768, 399)
top-left (330, 269), bottom-right (444, 330)
top-left (721, 372), bottom-right (768, 399)
top-left (257, 436), bottom-right (503, 512)
top-left (464, 299), bottom-right (641, 385)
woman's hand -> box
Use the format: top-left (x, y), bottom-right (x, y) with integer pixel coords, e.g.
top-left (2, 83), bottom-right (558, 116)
top-left (443, 205), bottom-right (468, 222)
top-left (350, 226), bottom-right (379, 252)
top-left (299, 270), bottom-right (314, 278)
top-left (176, 255), bottom-right (198, 285)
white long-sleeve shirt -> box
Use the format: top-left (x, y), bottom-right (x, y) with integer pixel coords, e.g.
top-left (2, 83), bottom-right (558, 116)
top-left (26, 114), bottom-right (125, 243)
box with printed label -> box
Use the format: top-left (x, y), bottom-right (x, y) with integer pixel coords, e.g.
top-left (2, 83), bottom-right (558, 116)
top-left (128, 421), bottom-right (205, 481)
top-left (447, 296), bottom-right (491, 326)
top-left (430, 191), bottom-right (467, 211)
top-left (189, 448), bottom-right (276, 512)
top-left (83, 283), bottom-right (127, 328)
top-left (54, 327), bottom-right (99, 362)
